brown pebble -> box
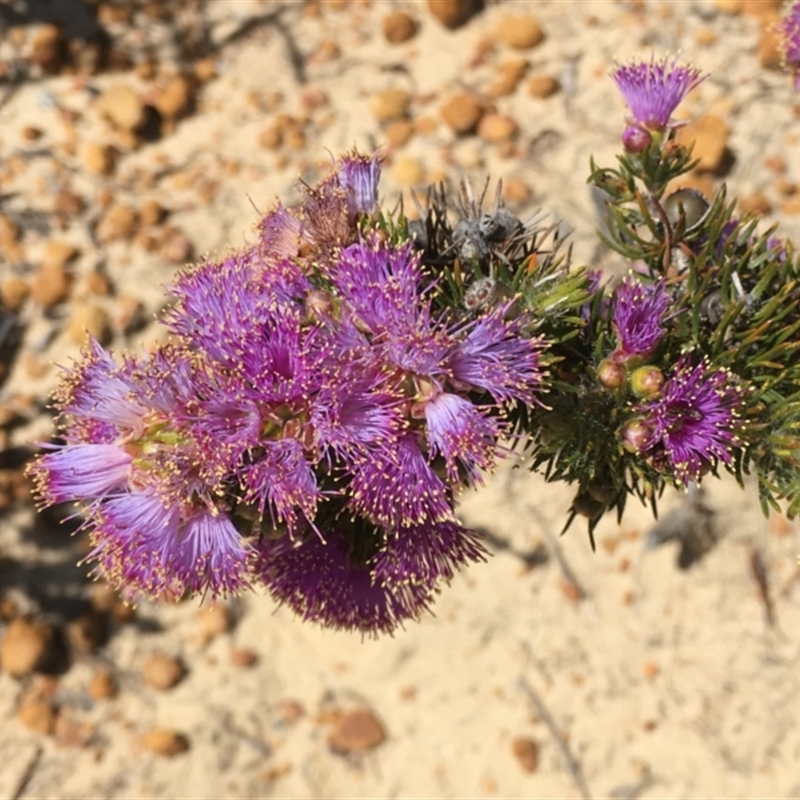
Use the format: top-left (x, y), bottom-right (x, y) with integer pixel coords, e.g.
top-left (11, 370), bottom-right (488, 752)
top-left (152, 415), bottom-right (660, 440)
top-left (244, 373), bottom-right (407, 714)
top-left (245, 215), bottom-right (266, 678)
top-left (512, 736), bottom-right (539, 773)
top-left (781, 197), bottom-right (800, 214)
top-left (67, 303), bottom-right (112, 346)
top-left (44, 241), bottom-right (78, 270)
top-left (88, 669), bottom-right (118, 701)
top-left (675, 114), bottom-right (729, 173)
top-left (139, 728), bottom-right (190, 757)
top-left (142, 653), bottom-right (185, 691)
top-left (440, 92), bottom-right (483, 134)
top-left (259, 123), bottom-right (282, 150)
top-left (487, 57), bottom-right (528, 97)
top-left (139, 199), bottom-right (167, 227)
top-left (695, 27), bottom-right (717, 46)
top-left (392, 156), bottom-right (425, 186)
top-left (738, 190), bottom-right (772, 215)
top-left (382, 11), bottom-right (418, 43)
top-left (641, 660), bottom-right (660, 679)
top-left (154, 74), bottom-right (196, 120)
top-left (414, 115), bottom-right (438, 136)
top-left (85, 270), bottom-right (111, 296)
top-left (384, 119), bottom-right (414, 148)
top-left (96, 203), bottom-right (138, 243)
top-left (54, 189), bottom-right (85, 218)
top-left (17, 698), bottom-right (57, 735)
top-left (427, 0), bottom-right (475, 29)
top-left (0, 213), bottom-right (20, 243)
top-left (277, 699), bottom-right (305, 724)
top-left (495, 14), bottom-right (544, 49)
top-left (30, 265), bottom-right (73, 308)
top-left (198, 604), bottom-right (230, 642)
top-left (83, 142), bottom-right (116, 176)
top-left (527, 74), bottom-right (560, 99)
top-left (158, 226), bottom-right (193, 264)
top-left (0, 617), bottom-right (55, 677)
top-left (1, 277), bottom-right (30, 312)
top-left (758, 14), bottom-right (783, 71)
top-left (327, 709), bottom-right (386, 753)
top-left (97, 84), bottom-right (146, 131)
top-left (22, 125), bottom-right (43, 141)
top-left (193, 57), bottom-right (218, 83)
top-left (478, 113), bottom-right (518, 142)
top-left (66, 610), bottom-right (108, 654)
top-left (503, 177), bottom-right (531, 205)
top-left (370, 88), bottom-right (411, 123)
top-left (230, 648), bottom-right (259, 668)
top-left (30, 24), bottom-right (66, 74)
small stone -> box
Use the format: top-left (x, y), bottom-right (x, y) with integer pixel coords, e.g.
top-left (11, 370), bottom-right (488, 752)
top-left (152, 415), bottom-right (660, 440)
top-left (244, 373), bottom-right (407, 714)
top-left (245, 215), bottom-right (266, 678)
top-left (198, 605), bottom-right (230, 642)
top-left (139, 199), bottom-right (167, 227)
top-left (97, 84), bottom-right (146, 131)
top-left (83, 142), bottom-right (115, 176)
top-left (382, 11), bottom-right (418, 43)
top-left (512, 736), bottom-right (539, 773)
top-left (193, 57), bottom-right (218, 83)
top-left (313, 40), bottom-right (340, 62)
top-left (776, 177), bottom-right (797, 196)
top-left (487, 57), bottom-right (528, 97)
top-left (85, 269), bottom-right (111, 296)
top-left (738, 190), bottom-right (772, 215)
top-left (0, 277), bottom-right (29, 312)
top-left (43, 241), bottom-right (78, 270)
top-left (30, 24), bottom-right (66, 74)
top-left (67, 303), bottom-right (112, 346)
top-left (17, 698), bottom-right (57, 735)
top-left (22, 126), bottom-right (43, 141)
top-left (0, 617), bottom-right (55, 677)
top-left (414, 115), bottom-right (438, 136)
top-left (158, 226), bottom-right (193, 264)
top-left (495, 14), bottom-right (544, 49)
top-left (30, 265), bottom-right (72, 308)
top-left (440, 93), bottom-right (483, 134)
top-left (427, 0), bottom-right (475, 29)
top-left (392, 156), bottom-right (424, 186)
top-left (54, 189), bottom-right (85, 217)
top-left (230, 648), bottom-right (259, 668)
top-left (259, 123), bottom-right (282, 150)
top-left (641, 660), bottom-right (660, 679)
top-left (21, 353), bottom-right (48, 379)
top-left (327, 709), bottom-right (386, 754)
top-left (277, 699), bottom-right (305, 724)
top-left (503, 177), bottom-right (531, 205)
top-left (478, 113), bottom-right (518, 142)
top-left (758, 14), bottom-right (783, 71)
top-left (96, 203), bottom-right (138, 243)
top-left (88, 669), bottom-right (118, 700)
top-left (142, 653), bottom-right (185, 691)
top-left (370, 88), bottom-right (411, 123)
top-left (527, 74), bottom-right (560, 99)
top-left (695, 27), bottom-right (717, 46)
top-left (155, 74), bottom-right (195, 120)
top-left (139, 728), bottom-right (189, 757)
top-left (66, 610), bottom-right (108, 653)
top-left (675, 114), bottom-right (729, 173)
top-left (384, 119), bottom-right (414, 148)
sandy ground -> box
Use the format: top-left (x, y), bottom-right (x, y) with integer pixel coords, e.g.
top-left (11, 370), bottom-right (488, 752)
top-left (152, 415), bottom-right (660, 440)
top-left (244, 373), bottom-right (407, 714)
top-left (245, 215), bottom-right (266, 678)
top-left (1, 1), bottom-right (800, 798)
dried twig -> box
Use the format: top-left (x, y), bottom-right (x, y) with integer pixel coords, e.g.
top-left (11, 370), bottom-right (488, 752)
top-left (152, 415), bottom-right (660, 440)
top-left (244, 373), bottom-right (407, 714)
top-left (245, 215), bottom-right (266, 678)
top-left (517, 677), bottom-right (592, 800)
top-left (749, 547), bottom-right (775, 627)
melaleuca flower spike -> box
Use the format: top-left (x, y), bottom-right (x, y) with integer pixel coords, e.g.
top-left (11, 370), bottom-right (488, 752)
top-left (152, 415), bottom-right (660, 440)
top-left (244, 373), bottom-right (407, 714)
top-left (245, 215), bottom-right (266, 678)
top-left (780, 0), bottom-right (800, 90)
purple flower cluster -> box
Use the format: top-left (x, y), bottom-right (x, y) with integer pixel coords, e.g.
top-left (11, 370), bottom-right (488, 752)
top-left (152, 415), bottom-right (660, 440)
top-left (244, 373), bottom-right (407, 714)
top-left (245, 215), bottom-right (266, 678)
top-left (626, 356), bottom-right (747, 486)
top-left (29, 151), bottom-right (547, 634)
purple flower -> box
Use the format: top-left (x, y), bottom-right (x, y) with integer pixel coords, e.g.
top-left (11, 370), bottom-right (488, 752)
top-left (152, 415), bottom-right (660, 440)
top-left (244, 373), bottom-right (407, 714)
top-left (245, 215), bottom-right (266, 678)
top-left (255, 528), bottom-right (433, 635)
top-left (447, 307), bottom-right (546, 405)
top-left (348, 433), bottom-right (454, 528)
top-left (423, 392), bottom-right (502, 483)
top-left (611, 56), bottom-right (706, 131)
top-left (92, 491), bottom-right (253, 599)
top-left (373, 520), bottom-right (487, 587)
top-left (612, 275), bottom-right (671, 359)
top-left (336, 150), bottom-right (382, 223)
top-left (637, 356), bottom-right (747, 485)
top-left (29, 443), bottom-right (132, 505)
top-left (781, 1), bottom-right (800, 89)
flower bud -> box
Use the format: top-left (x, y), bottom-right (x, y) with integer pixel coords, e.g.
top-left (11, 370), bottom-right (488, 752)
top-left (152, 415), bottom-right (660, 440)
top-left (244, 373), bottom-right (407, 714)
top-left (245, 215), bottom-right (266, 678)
top-left (621, 418), bottom-right (653, 453)
top-left (597, 358), bottom-right (626, 390)
top-left (630, 365), bottom-right (664, 398)
top-left (622, 125), bottom-right (652, 154)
